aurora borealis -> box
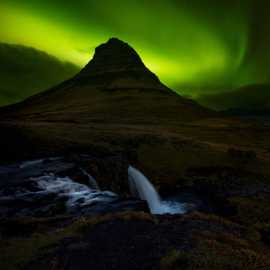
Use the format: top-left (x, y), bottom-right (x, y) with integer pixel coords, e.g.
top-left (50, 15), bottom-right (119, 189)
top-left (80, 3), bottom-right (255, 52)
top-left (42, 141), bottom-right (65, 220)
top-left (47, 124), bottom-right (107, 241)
top-left (0, 0), bottom-right (270, 103)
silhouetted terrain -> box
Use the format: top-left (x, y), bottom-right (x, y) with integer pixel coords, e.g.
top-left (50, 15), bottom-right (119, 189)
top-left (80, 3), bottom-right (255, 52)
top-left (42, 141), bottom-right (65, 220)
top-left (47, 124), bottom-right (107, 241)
top-left (1, 38), bottom-right (270, 270)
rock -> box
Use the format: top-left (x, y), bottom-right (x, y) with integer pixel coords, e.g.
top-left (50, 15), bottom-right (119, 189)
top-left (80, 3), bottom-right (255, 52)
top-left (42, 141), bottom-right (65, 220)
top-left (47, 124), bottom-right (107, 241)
top-left (79, 198), bottom-right (149, 216)
top-left (73, 153), bottom-right (129, 194)
top-left (21, 211), bottom-right (270, 270)
top-left (0, 157), bottom-right (75, 189)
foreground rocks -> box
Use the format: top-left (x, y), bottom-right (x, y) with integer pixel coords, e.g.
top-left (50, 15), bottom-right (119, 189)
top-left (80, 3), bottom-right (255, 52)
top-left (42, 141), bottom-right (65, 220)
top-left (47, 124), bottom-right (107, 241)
top-left (1, 211), bottom-right (270, 270)
top-left (0, 130), bottom-right (270, 270)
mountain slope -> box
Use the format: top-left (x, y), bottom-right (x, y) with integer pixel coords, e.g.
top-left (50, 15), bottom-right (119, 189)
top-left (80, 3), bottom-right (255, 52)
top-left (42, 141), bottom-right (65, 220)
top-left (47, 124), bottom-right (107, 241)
top-left (1, 38), bottom-right (212, 124)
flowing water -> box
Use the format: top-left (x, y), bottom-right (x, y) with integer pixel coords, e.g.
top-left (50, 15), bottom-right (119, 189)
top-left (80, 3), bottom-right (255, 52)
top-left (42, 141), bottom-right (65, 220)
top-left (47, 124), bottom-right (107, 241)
top-left (32, 173), bottom-right (117, 209)
top-left (81, 169), bottom-right (100, 190)
top-left (0, 157), bottom-right (188, 216)
top-left (128, 166), bottom-right (186, 214)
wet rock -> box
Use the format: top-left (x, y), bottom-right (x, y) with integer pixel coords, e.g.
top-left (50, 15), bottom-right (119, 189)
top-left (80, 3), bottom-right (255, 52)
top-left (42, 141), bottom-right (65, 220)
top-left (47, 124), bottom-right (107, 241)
top-left (70, 153), bottom-right (129, 194)
top-left (0, 192), bottom-right (67, 218)
top-left (79, 198), bottom-right (149, 216)
top-left (0, 157), bottom-right (75, 189)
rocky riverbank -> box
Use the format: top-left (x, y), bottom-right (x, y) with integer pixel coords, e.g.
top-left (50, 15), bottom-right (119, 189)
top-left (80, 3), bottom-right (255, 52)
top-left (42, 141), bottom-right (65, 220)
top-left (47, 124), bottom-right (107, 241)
top-left (0, 152), bottom-right (270, 270)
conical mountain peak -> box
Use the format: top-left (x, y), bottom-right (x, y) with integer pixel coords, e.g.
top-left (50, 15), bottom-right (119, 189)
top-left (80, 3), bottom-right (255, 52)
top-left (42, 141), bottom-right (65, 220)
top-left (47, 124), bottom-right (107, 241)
top-left (94, 37), bottom-right (144, 66)
top-left (77, 38), bottom-right (161, 86)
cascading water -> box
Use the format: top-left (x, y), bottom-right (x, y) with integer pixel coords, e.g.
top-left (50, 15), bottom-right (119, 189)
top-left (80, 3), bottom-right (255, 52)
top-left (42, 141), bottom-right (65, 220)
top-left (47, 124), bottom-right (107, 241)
top-left (81, 169), bottom-right (100, 190)
top-left (128, 166), bottom-right (162, 213)
top-left (128, 166), bottom-right (186, 214)
top-left (34, 173), bottom-right (117, 209)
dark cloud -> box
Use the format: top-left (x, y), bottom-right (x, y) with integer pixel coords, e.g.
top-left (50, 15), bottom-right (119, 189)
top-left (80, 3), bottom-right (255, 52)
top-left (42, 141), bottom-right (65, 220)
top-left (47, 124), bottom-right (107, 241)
top-left (197, 84), bottom-right (270, 111)
top-left (0, 43), bottom-right (80, 106)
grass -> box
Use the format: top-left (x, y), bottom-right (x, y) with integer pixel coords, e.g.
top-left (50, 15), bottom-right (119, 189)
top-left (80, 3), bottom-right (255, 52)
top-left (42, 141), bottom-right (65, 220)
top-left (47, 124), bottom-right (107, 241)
top-left (228, 193), bottom-right (270, 226)
top-left (161, 243), bottom-right (270, 270)
top-left (0, 212), bottom-right (155, 270)
top-left (160, 211), bottom-right (269, 270)
top-left (160, 229), bottom-right (270, 270)
top-left (0, 229), bottom-right (69, 270)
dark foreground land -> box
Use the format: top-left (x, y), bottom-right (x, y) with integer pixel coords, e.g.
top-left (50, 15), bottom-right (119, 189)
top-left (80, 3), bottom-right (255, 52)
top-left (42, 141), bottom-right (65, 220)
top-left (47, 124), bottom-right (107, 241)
top-left (1, 210), bottom-right (270, 270)
top-left (1, 118), bottom-right (270, 270)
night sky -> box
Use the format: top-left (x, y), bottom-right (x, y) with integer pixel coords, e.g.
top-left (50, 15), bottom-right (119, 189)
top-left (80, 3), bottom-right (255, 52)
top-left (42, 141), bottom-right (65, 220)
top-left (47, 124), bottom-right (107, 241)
top-left (0, 0), bottom-right (270, 106)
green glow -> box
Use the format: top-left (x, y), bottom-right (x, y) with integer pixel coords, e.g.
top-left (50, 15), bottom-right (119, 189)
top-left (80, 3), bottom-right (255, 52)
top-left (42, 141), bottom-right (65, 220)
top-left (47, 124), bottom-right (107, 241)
top-left (0, 4), bottom-right (96, 65)
top-left (0, 1), bottom-right (252, 96)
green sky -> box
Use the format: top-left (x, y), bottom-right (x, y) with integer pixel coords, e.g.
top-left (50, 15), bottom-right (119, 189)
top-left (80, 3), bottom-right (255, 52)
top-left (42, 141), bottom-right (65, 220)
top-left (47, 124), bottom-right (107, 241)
top-left (0, 0), bottom-right (270, 97)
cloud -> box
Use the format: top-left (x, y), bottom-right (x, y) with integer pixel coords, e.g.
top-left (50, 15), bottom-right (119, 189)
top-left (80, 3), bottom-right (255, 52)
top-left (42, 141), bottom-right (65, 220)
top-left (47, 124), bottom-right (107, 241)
top-left (0, 43), bottom-right (80, 106)
top-left (196, 84), bottom-right (270, 111)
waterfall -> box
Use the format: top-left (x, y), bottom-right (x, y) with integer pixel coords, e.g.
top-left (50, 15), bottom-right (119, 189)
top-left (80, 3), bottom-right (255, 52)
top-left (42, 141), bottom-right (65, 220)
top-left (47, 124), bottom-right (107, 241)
top-left (128, 165), bottom-right (186, 215)
top-left (128, 166), bottom-right (163, 214)
top-left (81, 169), bottom-right (100, 190)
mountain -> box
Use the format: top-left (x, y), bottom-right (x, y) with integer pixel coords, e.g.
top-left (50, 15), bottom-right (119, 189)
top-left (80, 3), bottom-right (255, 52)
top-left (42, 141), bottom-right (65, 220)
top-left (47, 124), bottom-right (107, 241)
top-left (0, 43), bottom-right (80, 106)
top-left (0, 38), bottom-right (212, 124)
top-left (197, 84), bottom-right (270, 114)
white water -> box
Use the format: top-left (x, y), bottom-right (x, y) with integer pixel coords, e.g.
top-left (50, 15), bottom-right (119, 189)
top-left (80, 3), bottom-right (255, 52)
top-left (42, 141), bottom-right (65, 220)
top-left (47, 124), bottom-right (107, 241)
top-left (128, 166), bottom-right (186, 214)
top-left (20, 159), bottom-right (44, 169)
top-left (32, 173), bottom-right (117, 209)
top-left (81, 169), bottom-right (100, 190)
top-left (19, 157), bottom-right (61, 169)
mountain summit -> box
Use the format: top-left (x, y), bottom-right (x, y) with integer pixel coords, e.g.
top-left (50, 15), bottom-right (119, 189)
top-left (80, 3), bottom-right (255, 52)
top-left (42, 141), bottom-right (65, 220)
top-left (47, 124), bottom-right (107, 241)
top-left (1, 38), bottom-right (212, 124)
top-left (76, 38), bottom-right (164, 90)
top-left (79, 38), bottom-right (154, 75)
